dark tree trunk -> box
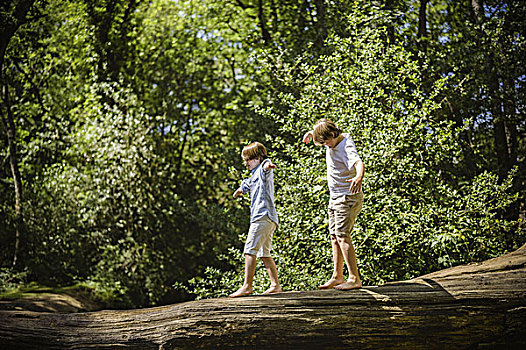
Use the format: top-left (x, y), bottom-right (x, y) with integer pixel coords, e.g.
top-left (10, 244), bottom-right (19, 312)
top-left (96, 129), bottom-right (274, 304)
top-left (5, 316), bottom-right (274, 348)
top-left (471, 0), bottom-right (514, 180)
top-left (313, 0), bottom-right (328, 44)
top-left (444, 97), bottom-right (477, 177)
top-left (269, 0), bottom-right (278, 34)
top-left (0, 1), bottom-right (36, 68)
top-left (0, 0), bottom-right (36, 268)
top-left (257, 0), bottom-right (272, 45)
top-left (1, 84), bottom-right (24, 268)
top-left (417, 0), bottom-right (428, 53)
top-left (84, 0), bottom-right (140, 81)
top-left (1, 245), bottom-right (525, 349)
top-left (85, 0), bottom-right (118, 80)
top-left (385, 0), bottom-right (395, 45)
top-left (502, 74), bottom-right (520, 218)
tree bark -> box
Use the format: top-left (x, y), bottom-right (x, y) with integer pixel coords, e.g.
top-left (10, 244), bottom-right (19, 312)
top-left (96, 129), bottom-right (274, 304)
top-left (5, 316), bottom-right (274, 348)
top-left (1, 245), bottom-right (525, 349)
top-left (257, 0), bottom-right (272, 45)
top-left (385, 0), bottom-right (395, 45)
top-left (417, 0), bottom-right (428, 53)
top-left (0, 1), bottom-right (36, 70)
top-left (313, 0), bottom-right (328, 44)
top-left (1, 83), bottom-right (24, 268)
top-left (0, 0), bottom-right (36, 268)
top-left (471, 0), bottom-right (515, 180)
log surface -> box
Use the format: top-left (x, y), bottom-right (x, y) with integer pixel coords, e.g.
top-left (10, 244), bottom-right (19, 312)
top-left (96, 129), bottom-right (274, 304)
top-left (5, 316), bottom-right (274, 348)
top-left (1, 245), bottom-right (526, 349)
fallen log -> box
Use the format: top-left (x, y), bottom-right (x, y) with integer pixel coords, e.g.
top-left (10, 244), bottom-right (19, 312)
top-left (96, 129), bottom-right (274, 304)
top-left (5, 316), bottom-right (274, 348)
top-left (1, 245), bottom-right (525, 349)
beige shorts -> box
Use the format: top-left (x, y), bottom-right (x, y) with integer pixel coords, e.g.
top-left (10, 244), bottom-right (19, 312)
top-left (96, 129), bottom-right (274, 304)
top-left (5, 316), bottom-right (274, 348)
top-left (328, 192), bottom-right (363, 237)
top-left (244, 216), bottom-right (277, 258)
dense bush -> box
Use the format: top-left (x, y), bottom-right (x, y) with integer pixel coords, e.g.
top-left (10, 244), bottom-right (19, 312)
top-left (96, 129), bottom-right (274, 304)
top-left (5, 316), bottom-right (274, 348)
top-left (1, 0), bottom-right (524, 306)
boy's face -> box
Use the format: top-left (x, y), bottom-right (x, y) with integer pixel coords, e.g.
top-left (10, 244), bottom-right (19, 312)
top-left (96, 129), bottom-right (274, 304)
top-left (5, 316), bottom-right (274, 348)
top-left (245, 158), bottom-right (261, 171)
top-left (322, 137), bottom-right (339, 149)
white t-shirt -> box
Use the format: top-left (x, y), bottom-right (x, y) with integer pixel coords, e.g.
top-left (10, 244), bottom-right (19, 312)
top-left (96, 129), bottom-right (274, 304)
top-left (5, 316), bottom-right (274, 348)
top-left (326, 134), bottom-right (362, 199)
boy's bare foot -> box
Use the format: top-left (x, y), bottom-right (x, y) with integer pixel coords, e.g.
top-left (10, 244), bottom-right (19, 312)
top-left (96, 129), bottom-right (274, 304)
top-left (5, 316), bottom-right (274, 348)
top-left (262, 285), bottom-right (282, 295)
top-left (334, 279), bottom-right (362, 290)
top-left (318, 278), bottom-right (345, 290)
top-left (229, 286), bottom-right (253, 298)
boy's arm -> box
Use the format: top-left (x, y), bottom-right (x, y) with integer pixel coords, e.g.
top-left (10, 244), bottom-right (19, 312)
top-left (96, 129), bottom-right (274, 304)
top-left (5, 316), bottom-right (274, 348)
top-left (346, 160), bottom-right (364, 195)
top-left (262, 159), bottom-right (276, 171)
top-left (233, 178), bottom-right (250, 198)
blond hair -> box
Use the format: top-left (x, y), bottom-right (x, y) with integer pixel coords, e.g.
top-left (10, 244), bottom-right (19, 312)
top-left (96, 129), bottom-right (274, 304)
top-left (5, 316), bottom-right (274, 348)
top-left (312, 119), bottom-right (342, 146)
top-left (242, 142), bottom-right (268, 161)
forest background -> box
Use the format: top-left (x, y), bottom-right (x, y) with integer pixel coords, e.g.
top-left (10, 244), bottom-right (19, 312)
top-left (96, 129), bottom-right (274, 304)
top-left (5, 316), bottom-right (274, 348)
top-left (1, 0), bottom-right (524, 308)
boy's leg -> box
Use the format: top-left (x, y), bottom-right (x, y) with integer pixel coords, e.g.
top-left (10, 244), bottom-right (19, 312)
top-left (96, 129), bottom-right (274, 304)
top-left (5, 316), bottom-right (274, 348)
top-left (231, 217), bottom-right (276, 297)
top-left (259, 220), bottom-right (281, 294)
top-left (229, 253), bottom-right (257, 298)
top-left (318, 234), bottom-right (346, 289)
top-left (323, 194), bottom-right (363, 290)
top-left (334, 235), bottom-right (362, 290)
top-left (261, 257), bottom-right (282, 294)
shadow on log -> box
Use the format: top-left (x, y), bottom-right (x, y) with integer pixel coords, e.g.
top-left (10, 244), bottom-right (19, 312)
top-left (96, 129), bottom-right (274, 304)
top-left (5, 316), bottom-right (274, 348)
top-left (1, 245), bottom-right (526, 349)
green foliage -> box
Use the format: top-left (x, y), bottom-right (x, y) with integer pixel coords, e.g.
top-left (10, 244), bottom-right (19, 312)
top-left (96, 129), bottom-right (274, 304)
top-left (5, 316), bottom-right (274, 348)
top-left (0, 268), bottom-right (28, 294)
top-left (1, 0), bottom-right (524, 306)
top-left (0, 280), bottom-right (128, 310)
top-left (184, 247), bottom-right (242, 300)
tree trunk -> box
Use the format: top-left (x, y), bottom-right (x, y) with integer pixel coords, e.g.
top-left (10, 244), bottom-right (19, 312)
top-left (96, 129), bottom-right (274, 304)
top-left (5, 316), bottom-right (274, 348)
top-left (417, 0), bottom-right (428, 53)
top-left (0, 0), bottom-right (36, 268)
top-left (257, 0), bottom-right (271, 45)
top-left (1, 245), bottom-right (525, 349)
top-left (385, 0), bottom-right (395, 45)
top-left (471, 0), bottom-right (514, 180)
top-left (502, 74), bottom-right (521, 219)
top-left (313, 0), bottom-right (328, 44)
top-left (0, 1), bottom-right (36, 69)
top-left (84, 0), bottom-right (140, 81)
top-left (1, 83), bottom-right (24, 268)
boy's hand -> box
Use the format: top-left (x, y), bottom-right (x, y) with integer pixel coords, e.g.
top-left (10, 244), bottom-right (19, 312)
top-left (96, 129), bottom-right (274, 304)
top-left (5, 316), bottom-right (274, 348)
top-left (346, 176), bottom-right (362, 195)
top-left (263, 160), bottom-right (276, 171)
top-left (303, 131), bottom-right (313, 144)
top-left (233, 188), bottom-right (243, 198)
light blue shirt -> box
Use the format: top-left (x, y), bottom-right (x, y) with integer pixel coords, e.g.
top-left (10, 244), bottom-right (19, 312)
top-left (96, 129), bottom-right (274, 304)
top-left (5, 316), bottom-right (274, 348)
top-left (238, 159), bottom-right (279, 226)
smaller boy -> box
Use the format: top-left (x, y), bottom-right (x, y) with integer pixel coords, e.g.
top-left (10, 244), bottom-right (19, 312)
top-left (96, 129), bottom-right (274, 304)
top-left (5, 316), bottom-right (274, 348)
top-left (230, 142), bottom-right (281, 298)
top-left (303, 119), bottom-right (364, 290)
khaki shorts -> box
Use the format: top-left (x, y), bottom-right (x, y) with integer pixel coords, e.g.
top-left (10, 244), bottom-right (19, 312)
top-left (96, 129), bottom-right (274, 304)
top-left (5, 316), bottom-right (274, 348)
top-left (328, 192), bottom-right (363, 237)
top-left (244, 216), bottom-right (277, 258)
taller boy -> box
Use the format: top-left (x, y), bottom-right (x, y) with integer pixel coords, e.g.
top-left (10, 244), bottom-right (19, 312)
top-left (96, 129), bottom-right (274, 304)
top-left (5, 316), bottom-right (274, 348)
top-left (303, 119), bottom-right (364, 290)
